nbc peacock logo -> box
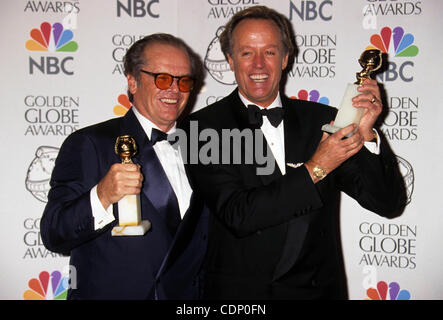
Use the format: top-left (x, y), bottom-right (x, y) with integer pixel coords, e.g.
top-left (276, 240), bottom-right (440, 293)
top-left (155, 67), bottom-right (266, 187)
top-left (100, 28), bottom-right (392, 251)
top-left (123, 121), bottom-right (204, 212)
top-left (23, 270), bottom-right (69, 300)
top-left (367, 26), bottom-right (418, 57)
top-left (25, 22), bottom-right (78, 52)
top-left (26, 22), bottom-right (78, 75)
top-left (290, 89), bottom-right (330, 105)
top-left (366, 26), bottom-right (418, 82)
top-left (113, 94), bottom-right (132, 116)
top-left (366, 280), bottom-right (411, 300)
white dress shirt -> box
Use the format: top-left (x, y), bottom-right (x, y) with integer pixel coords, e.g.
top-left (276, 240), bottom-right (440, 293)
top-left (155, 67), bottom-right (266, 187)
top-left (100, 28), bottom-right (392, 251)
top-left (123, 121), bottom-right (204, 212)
top-left (238, 92), bottom-right (380, 177)
top-left (91, 107), bottom-right (192, 230)
top-left (238, 92), bottom-right (287, 175)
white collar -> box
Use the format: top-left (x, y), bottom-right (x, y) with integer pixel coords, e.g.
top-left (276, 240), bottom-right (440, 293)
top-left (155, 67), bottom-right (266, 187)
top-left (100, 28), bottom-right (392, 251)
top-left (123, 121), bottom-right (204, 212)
top-left (131, 106), bottom-right (176, 139)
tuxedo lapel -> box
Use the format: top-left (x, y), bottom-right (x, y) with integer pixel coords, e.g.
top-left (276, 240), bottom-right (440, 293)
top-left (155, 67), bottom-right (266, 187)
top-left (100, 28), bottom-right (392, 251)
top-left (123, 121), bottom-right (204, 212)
top-left (120, 108), bottom-right (181, 237)
top-left (282, 96), bottom-right (306, 166)
top-left (156, 193), bottom-right (203, 274)
top-left (282, 96), bottom-right (327, 165)
top-left (226, 90), bottom-right (250, 132)
top-left (138, 143), bottom-right (181, 236)
top-left (119, 108), bottom-right (147, 151)
top-left (272, 96), bottom-right (310, 281)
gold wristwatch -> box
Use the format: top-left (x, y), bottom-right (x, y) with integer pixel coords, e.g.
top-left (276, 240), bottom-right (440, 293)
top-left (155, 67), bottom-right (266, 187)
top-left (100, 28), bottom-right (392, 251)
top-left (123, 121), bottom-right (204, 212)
top-left (312, 164), bottom-right (327, 181)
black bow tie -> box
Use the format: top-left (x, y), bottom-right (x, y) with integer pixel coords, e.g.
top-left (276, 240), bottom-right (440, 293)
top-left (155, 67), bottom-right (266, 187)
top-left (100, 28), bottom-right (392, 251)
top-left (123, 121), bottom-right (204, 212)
top-left (247, 104), bottom-right (284, 128)
top-left (151, 128), bottom-right (170, 145)
top-left (151, 128), bottom-right (180, 146)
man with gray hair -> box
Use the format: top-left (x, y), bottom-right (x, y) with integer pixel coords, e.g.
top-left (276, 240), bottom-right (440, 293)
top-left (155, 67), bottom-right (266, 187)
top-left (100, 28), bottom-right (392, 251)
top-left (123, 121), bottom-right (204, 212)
top-left (182, 6), bottom-right (406, 299)
top-left (41, 33), bottom-right (208, 300)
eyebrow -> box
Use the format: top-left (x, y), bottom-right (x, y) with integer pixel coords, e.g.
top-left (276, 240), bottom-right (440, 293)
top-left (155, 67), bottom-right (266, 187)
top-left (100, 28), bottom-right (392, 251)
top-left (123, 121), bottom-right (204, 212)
top-left (236, 44), bottom-right (280, 51)
top-left (141, 69), bottom-right (193, 78)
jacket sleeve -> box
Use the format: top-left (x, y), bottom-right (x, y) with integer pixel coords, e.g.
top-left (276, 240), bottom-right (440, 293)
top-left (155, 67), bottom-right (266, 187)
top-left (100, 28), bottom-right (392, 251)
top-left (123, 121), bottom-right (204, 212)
top-left (40, 131), bottom-right (112, 253)
top-left (188, 161), bottom-right (323, 238)
top-left (333, 133), bottom-right (407, 218)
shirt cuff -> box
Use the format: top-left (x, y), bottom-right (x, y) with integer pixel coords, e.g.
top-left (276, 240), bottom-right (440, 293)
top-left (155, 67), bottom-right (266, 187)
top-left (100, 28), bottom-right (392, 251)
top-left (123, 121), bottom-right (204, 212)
top-left (90, 185), bottom-right (115, 230)
top-left (363, 129), bottom-right (381, 155)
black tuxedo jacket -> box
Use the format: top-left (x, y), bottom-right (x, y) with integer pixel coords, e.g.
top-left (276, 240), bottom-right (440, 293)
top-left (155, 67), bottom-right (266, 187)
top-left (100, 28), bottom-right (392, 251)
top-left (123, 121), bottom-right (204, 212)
top-left (180, 89), bottom-right (406, 299)
top-left (41, 108), bottom-right (208, 300)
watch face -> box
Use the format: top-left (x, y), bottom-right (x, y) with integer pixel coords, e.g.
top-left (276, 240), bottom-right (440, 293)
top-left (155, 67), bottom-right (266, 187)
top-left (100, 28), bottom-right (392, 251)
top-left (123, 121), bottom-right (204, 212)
top-left (313, 165), bottom-right (326, 179)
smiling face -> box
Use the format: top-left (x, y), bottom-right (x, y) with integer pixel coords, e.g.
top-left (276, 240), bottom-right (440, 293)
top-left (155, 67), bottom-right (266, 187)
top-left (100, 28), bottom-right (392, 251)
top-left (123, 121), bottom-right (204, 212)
top-left (127, 43), bottom-right (191, 132)
top-left (227, 18), bottom-right (289, 108)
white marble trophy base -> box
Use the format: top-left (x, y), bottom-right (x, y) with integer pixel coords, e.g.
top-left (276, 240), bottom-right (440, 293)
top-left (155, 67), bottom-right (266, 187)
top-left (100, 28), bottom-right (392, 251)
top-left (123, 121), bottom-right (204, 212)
top-left (322, 83), bottom-right (362, 137)
top-left (112, 194), bottom-right (150, 236)
top-left (112, 220), bottom-right (151, 236)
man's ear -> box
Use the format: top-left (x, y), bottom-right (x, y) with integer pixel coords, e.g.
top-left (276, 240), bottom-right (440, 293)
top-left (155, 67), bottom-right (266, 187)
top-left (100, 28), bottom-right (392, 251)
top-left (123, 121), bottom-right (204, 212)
top-left (282, 52), bottom-right (289, 70)
top-left (127, 74), bottom-right (137, 95)
top-left (227, 54), bottom-right (235, 72)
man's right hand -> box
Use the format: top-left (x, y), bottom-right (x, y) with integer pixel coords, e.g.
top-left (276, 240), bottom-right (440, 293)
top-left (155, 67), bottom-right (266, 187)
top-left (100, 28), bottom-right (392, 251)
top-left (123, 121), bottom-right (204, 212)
top-left (305, 123), bottom-right (364, 182)
top-left (96, 163), bottom-right (144, 210)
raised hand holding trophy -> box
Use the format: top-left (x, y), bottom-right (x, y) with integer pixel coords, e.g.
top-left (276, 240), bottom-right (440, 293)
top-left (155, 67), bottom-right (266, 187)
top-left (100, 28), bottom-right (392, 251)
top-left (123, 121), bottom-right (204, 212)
top-left (112, 135), bottom-right (151, 236)
top-left (321, 49), bottom-right (383, 135)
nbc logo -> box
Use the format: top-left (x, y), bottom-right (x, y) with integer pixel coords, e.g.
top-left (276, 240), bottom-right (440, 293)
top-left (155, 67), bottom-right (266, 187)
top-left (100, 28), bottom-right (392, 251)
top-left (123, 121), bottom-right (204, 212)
top-left (114, 94), bottom-right (132, 116)
top-left (26, 22), bottom-right (78, 75)
top-left (23, 270), bottom-right (70, 300)
top-left (367, 26), bottom-right (418, 82)
top-left (26, 22), bottom-right (78, 52)
top-left (366, 281), bottom-right (411, 300)
top-left (367, 26), bottom-right (418, 57)
top-left (290, 89), bottom-right (330, 105)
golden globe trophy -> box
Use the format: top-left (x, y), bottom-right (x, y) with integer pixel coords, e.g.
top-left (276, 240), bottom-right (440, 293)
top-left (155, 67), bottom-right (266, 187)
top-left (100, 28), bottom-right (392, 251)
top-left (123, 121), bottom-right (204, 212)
top-left (112, 135), bottom-right (151, 236)
top-left (322, 49), bottom-right (383, 135)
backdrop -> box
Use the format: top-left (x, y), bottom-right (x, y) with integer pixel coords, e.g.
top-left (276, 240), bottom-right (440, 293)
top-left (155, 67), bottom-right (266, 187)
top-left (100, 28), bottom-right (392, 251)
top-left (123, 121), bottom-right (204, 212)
top-left (1, 0), bottom-right (441, 300)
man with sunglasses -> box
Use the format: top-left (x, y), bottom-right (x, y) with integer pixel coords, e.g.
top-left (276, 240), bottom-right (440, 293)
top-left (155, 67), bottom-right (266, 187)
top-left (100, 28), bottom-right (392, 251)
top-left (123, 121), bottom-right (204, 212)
top-left (40, 34), bottom-right (208, 300)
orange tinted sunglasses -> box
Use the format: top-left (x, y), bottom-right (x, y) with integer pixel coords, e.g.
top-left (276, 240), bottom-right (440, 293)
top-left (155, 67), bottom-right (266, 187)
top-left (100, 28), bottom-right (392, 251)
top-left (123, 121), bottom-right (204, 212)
top-left (140, 70), bottom-right (194, 92)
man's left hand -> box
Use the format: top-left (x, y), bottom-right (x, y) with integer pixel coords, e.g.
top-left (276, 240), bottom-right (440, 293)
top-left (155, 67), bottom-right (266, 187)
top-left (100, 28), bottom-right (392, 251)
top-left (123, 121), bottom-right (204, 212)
top-left (352, 79), bottom-right (383, 141)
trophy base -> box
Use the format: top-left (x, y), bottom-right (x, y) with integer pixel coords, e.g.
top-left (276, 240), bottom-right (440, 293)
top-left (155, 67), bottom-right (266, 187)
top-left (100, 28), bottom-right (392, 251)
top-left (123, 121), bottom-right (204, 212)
top-left (111, 220), bottom-right (151, 236)
top-left (321, 124), bottom-right (356, 138)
